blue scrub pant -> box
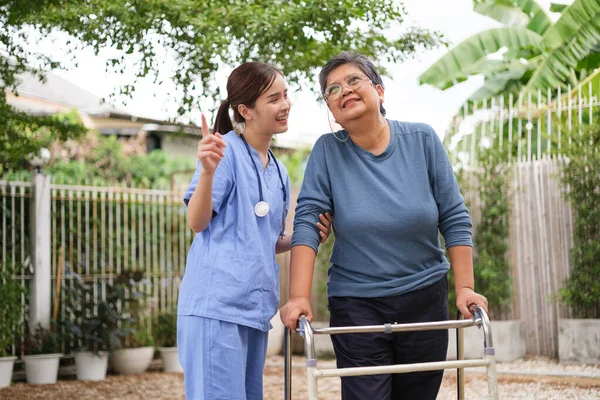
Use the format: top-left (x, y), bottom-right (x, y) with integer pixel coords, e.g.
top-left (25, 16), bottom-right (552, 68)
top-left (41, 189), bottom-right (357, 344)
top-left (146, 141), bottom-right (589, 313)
top-left (178, 315), bottom-right (268, 400)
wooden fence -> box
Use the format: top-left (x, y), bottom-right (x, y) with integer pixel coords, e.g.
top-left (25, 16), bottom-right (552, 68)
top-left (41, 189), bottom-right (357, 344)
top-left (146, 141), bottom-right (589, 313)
top-left (510, 157), bottom-right (575, 357)
top-left (463, 157), bottom-right (575, 357)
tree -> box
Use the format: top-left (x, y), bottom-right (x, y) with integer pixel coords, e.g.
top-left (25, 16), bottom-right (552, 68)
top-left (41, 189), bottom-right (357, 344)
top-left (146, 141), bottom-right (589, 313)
top-left (418, 0), bottom-right (600, 105)
top-left (0, 96), bottom-right (87, 174)
top-left (1, 0), bottom-right (444, 174)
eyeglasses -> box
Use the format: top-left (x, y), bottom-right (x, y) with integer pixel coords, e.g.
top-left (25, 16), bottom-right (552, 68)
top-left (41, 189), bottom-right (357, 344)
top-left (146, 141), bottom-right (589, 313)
top-left (324, 73), bottom-right (371, 101)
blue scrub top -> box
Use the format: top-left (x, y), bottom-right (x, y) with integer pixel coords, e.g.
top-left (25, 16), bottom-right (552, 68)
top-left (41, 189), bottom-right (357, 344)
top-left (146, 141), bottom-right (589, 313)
top-left (179, 131), bottom-right (290, 332)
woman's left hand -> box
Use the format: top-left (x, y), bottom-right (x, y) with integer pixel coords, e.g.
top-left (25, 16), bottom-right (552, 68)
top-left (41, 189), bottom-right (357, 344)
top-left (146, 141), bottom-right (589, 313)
top-left (317, 212), bottom-right (333, 244)
top-left (456, 287), bottom-right (488, 319)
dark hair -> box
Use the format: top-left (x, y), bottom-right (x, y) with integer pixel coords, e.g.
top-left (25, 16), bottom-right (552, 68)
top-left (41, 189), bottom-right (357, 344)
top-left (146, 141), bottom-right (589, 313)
top-left (213, 62), bottom-right (283, 134)
top-left (318, 51), bottom-right (386, 116)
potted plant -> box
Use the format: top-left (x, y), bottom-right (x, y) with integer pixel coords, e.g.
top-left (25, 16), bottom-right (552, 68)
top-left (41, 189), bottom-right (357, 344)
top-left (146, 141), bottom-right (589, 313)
top-left (446, 153), bottom-right (525, 362)
top-left (108, 271), bottom-right (155, 375)
top-left (22, 323), bottom-right (63, 384)
top-left (557, 123), bottom-right (600, 364)
top-left (152, 311), bottom-right (182, 372)
top-left (61, 274), bottom-right (130, 381)
top-left (110, 326), bottom-right (155, 375)
top-left (0, 264), bottom-right (24, 388)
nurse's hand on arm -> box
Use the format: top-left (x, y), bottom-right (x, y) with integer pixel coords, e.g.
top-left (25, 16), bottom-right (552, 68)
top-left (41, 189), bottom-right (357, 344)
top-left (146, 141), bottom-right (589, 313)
top-left (280, 245), bottom-right (318, 330)
top-left (449, 246), bottom-right (489, 319)
top-left (187, 114), bottom-right (227, 233)
top-left (275, 212), bottom-right (333, 254)
top-left (317, 212), bottom-right (333, 244)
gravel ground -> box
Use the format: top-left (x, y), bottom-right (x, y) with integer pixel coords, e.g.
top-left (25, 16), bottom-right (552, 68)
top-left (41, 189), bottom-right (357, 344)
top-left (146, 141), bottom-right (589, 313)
top-left (1, 356), bottom-right (598, 399)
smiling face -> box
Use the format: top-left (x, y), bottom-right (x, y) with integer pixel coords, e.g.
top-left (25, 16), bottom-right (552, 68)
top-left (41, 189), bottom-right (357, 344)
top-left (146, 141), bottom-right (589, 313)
top-left (324, 64), bottom-right (384, 126)
top-left (243, 73), bottom-right (291, 135)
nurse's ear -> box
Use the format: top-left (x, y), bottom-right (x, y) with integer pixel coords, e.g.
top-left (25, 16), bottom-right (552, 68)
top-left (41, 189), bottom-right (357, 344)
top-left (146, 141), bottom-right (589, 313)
top-left (237, 104), bottom-right (252, 121)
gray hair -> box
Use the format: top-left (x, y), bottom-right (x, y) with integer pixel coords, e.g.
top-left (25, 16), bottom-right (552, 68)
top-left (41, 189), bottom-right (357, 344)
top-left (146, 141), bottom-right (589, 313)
top-left (319, 51), bottom-right (386, 116)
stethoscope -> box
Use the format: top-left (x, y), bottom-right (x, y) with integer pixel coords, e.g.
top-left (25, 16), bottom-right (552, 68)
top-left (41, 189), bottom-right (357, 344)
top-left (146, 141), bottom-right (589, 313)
top-left (240, 133), bottom-right (287, 239)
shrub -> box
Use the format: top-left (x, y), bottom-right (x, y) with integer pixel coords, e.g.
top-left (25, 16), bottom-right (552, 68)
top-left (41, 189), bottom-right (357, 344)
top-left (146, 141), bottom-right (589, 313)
top-left (559, 123), bottom-right (600, 318)
top-left (152, 312), bottom-right (177, 348)
top-left (0, 264), bottom-right (24, 357)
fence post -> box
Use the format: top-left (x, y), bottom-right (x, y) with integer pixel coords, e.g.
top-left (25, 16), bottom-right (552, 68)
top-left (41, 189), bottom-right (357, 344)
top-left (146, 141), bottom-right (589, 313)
top-left (29, 171), bottom-right (51, 330)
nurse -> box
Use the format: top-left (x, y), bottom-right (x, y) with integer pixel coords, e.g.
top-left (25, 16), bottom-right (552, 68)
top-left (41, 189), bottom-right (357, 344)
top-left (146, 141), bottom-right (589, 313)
top-left (177, 61), bottom-right (331, 400)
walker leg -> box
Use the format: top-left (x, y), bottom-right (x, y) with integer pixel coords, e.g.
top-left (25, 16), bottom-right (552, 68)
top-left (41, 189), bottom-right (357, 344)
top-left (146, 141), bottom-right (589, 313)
top-left (299, 317), bottom-right (319, 400)
top-left (284, 328), bottom-right (292, 400)
top-left (457, 324), bottom-right (465, 400)
top-left (473, 306), bottom-right (499, 400)
top-left (485, 353), bottom-right (499, 400)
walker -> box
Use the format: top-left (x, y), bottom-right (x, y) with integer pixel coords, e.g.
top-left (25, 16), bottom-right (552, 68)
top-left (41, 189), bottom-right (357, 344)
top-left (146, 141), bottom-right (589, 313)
top-left (283, 305), bottom-right (499, 400)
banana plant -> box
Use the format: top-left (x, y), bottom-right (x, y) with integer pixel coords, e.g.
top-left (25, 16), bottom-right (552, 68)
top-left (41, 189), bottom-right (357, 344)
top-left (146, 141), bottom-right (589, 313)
top-left (419, 0), bottom-right (600, 107)
top-left (524, 0), bottom-right (600, 94)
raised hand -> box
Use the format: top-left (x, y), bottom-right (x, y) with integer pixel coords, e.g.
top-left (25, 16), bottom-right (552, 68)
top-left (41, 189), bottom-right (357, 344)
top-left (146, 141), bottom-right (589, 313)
top-left (197, 114), bottom-right (227, 174)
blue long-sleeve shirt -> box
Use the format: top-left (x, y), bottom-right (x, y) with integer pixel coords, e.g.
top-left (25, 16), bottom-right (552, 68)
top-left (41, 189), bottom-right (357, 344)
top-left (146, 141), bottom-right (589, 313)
top-left (292, 120), bottom-right (472, 298)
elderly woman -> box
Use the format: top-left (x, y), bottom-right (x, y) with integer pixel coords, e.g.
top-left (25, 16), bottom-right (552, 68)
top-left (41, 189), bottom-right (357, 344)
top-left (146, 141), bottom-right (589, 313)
top-left (280, 52), bottom-right (488, 400)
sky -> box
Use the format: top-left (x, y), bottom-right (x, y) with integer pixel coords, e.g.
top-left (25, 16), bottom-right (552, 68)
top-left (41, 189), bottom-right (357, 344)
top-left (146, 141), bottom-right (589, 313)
top-left (50, 0), bottom-right (558, 148)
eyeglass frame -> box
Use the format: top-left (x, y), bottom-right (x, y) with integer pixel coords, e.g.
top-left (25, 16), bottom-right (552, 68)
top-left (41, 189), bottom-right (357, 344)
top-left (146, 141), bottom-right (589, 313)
top-left (323, 73), bottom-right (372, 102)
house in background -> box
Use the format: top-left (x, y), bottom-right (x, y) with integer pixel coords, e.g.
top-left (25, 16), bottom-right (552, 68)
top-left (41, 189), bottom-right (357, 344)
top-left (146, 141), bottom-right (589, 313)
top-left (6, 71), bottom-right (203, 164)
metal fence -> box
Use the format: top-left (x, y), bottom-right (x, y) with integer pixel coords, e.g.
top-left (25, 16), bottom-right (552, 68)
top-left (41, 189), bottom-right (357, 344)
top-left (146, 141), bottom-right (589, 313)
top-left (1, 179), bottom-right (197, 356)
top-left (49, 184), bottom-right (194, 327)
top-left (0, 180), bottom-right (32, 357)
top-left (448, 70), bottom-right (599, 166)
top-left (1, 177), bottom-right (301, 357)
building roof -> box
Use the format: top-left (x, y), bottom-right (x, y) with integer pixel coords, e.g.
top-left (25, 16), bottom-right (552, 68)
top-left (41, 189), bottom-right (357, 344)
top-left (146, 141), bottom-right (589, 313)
top-left (6, 71), bottom-right (203, 135)
top-left (6, 70), bottom-right (300, 148)
top-left (9, 71), bottom-right (125, 116)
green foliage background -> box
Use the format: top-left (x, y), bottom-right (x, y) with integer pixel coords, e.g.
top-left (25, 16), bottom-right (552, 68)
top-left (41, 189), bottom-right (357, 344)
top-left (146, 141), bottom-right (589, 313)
top-left (1, 0), bottom-right (444, 174)
top-left (0, 263), bottom-right (25, 357)
top-left (448, 144), bottom-right (514, 320)
top-left (558, 123), bottom-right (600, 318)
top-left (472, 147), bottom-right (513, 320)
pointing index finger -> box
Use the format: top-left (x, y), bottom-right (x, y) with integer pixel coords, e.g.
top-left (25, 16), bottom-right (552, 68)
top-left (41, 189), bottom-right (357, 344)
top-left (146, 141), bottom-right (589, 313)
top-left (201, 113), bottom-right (211, 136)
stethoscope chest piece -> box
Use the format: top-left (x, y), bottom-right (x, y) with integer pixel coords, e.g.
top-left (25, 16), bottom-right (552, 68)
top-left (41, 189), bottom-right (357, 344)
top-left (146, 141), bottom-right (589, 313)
top-left (240, 133), bottom-right (286, 234)
top-left (254, 201), bottom-right (270, 217)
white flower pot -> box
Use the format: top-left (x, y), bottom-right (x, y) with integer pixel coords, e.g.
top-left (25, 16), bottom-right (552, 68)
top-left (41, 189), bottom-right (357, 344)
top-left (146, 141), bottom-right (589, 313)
top-left (74, 351), bottom-right (108, 381)
top-left (109, 347), bottom-right (154, 375)
top-left (0, 356), bottom-right (17, 388)
top-left (22, 353), bottom-right (63, 385)
top-left (158, 347), bottom-right (183, 373)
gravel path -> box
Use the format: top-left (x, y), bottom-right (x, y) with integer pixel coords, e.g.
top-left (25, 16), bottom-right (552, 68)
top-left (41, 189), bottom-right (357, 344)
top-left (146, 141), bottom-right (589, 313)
top-left (1, 356), bottom-right (598, 399)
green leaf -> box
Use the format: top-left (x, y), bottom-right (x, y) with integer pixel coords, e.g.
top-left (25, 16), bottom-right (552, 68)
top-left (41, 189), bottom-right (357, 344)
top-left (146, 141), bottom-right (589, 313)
top-left (550, 3), bottom-right (569, 13)
top-left (577, 51), bottom-right (600, 70)
top-left (559, 68), bottom-right (600, 103)
top-left (468, 65), bottom-right (528, 101)
top-left (524, 0), bottom-right (600, 94)
top-left (474, 2), bottom-right (530, 27)
top-left (474, 0), bottom-right (552, 35)
top-left (419, 27), bottom-right (543, 90)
